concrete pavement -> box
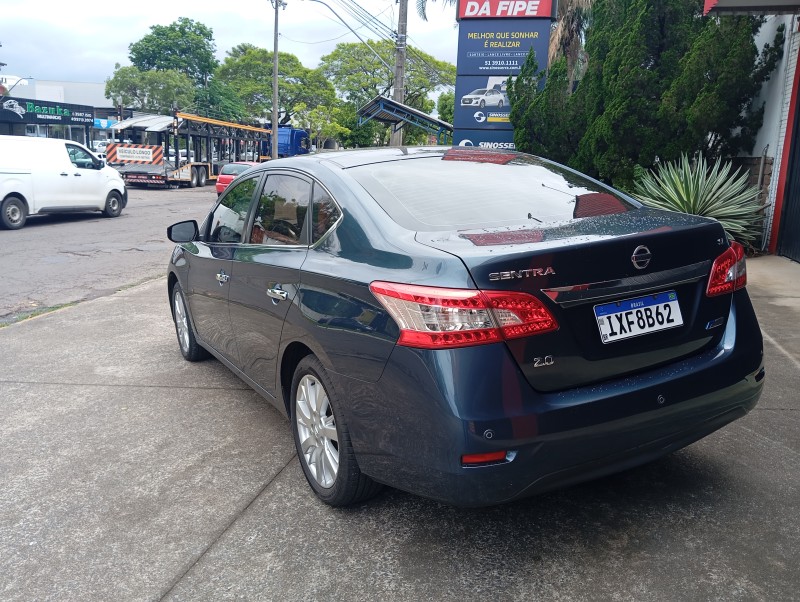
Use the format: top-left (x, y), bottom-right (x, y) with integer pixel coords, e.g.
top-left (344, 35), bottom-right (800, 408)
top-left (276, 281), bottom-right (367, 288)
top-left (0, 254), bottom-right (798, 601)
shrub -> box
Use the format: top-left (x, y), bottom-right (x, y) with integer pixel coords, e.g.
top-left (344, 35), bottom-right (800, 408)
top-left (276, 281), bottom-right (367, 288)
top-left (633, 154), bottom-right (765, 246)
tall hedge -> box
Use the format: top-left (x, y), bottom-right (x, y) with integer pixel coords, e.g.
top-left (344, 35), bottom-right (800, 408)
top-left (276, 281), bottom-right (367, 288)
top-left (509, 0), bottom-right (784, 190)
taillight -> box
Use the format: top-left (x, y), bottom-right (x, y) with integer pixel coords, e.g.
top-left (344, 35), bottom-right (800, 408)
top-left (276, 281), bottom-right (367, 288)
top-left (369, 281), bottom-right (558, 349)
top-left (706, 241), bottom-right (747, 297)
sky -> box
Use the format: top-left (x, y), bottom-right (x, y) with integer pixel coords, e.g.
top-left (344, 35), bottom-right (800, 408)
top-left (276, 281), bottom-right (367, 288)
top-left (0, 0), bottom-right (460, 85)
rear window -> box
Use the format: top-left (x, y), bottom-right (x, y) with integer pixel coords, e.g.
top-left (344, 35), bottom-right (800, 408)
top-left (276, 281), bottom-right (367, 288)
top-left (220, 163), bottom-right (254, 176)
top-left (347, 151), bottom-right (637, 231)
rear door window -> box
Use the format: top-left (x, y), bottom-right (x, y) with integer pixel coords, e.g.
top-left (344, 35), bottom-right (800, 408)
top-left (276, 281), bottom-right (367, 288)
top-left (311, 183), bottom-right (342, 244)
top-left (249, 174), bottom-right (311, 246)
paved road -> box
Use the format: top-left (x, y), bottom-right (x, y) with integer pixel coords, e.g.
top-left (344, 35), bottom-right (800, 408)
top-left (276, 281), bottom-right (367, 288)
top-left (0, 186), bottom-right (215, 324)
top-left (0, 219), bottom-right (798, 599)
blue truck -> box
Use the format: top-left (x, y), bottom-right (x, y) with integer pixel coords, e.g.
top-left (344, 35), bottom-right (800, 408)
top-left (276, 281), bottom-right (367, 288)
top-left (260, 127), bottom-right (312, 160)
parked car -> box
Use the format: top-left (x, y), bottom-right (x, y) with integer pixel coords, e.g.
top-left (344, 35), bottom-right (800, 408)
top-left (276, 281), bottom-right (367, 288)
top-left (215, 161), bottom-right (259, 196)
top-left (166, 146), bottom-right (765, 507)
top-left (0, 135), bottom-right (127, 230)
top-left (460, 88), bottom-right (508, 108)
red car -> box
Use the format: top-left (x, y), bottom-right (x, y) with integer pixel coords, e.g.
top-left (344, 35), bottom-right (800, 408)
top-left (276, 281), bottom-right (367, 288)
top-left (215, 162), bottom-right (258, 196)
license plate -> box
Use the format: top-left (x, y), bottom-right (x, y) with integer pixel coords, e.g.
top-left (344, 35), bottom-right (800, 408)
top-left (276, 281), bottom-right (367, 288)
top-left (594, 291), bottom-right (683, 344)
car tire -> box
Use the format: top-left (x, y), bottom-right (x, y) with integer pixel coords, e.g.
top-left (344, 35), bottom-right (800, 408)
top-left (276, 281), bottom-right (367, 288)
top-left (103, 191), bottom-right (124, 218)
top-left (171, 282), bottom-right (209, 362)
top-left (196, 167), bottom-right (207, 187)
top-left (479, 100), bottom-right (486, 108)
top-left (291, 356), bottom-right (382, 506)
top-left (1, 195), bottom-right (27, 230)
top-left (189, 168), bottom-right (198, 188)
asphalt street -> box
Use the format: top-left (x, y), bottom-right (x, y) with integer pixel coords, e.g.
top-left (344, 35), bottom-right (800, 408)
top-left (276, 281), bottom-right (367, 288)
top-left (0, 252), bottom-right (798, 601)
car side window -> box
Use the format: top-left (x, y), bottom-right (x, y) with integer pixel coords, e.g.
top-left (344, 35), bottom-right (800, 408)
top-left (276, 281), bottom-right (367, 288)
top-left (66, 144), bottom-right (96, 169)
top-left (209, 176), bottom-right (259, 243)
top-left (312, 183), bottom-right (342, 244)
top-left (249, 174), bottom-right (310, 246)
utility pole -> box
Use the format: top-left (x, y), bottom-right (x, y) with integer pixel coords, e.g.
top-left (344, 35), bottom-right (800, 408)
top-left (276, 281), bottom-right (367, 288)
top-left (271, 0), bottom-right (285, 160)
top-left (390, 0), bottom-right (408, 147)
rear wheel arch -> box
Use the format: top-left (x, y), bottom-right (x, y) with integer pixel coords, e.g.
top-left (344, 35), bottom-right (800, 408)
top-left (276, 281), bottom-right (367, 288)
top-left (3, 192), bottom-right (29, 210)
top-left (280, 342), bottom-right (314, 416)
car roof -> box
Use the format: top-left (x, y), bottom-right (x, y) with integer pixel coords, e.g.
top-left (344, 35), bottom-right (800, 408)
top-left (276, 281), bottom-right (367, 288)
top-left (301, 146), bottom-right (458, 170)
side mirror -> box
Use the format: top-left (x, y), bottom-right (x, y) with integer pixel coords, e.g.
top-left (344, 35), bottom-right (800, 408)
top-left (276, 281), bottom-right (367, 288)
top-left (168, 220), bottom-right (199, 243)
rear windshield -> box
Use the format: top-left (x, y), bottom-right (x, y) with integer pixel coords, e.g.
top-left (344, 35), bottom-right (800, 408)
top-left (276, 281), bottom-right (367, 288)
top-left (220, 163), bottom-right (254, 176)
top-left (347, 151), bottom-right (637, 231)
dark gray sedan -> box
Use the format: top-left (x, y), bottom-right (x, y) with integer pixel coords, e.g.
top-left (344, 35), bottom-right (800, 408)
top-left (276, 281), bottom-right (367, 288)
top-left (166, 147), bottom-right (765, 507)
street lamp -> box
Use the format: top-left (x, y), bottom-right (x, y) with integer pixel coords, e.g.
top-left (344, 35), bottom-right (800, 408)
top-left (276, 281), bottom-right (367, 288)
top-left (271, 0), bottom-right (286, 160)
top-left (0, 76), bottom-right (33, 100)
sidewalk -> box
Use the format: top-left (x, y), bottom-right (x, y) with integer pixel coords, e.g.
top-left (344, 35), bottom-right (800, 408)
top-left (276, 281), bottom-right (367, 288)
top-left (746, 254), bottom-right (800, 361)
top-left (0, 254), bottom-right (798, 601)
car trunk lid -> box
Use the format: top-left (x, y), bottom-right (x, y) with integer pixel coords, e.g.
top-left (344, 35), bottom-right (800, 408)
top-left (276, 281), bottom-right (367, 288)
top-left (415, 209), bottom-right (734, 392)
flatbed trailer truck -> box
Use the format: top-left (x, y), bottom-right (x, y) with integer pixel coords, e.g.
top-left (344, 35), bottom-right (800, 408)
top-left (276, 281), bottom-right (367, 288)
top-left (107, 112), bottom-right (310, 188)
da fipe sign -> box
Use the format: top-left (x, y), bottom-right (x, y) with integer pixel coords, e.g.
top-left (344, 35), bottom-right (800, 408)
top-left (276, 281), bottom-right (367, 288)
top-left (454, 0), bottom-right (552, 143)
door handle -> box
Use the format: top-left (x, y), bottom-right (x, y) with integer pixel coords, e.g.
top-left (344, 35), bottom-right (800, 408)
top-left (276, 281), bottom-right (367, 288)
top-left (266, 287), bottom-right (288, 301)
top-left (61, 172), bottom-right (69, 176)
top-left (216, 270), bottom-right (230, 286)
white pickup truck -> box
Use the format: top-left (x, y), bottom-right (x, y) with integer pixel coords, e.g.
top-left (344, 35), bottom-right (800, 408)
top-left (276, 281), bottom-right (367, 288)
top-left (0, 135), bottom-right (127, 230)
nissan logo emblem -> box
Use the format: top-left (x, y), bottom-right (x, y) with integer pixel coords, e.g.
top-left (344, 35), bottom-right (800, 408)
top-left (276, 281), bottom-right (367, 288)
top-left (631, 245), bottom-right (652, 269)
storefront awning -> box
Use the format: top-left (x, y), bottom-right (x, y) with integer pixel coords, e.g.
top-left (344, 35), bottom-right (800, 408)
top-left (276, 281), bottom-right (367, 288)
top-left (704, 0), bottom-right (800, 14)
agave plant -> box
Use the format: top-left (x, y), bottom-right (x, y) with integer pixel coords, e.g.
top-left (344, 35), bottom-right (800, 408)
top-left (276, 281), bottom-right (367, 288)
top-left (633, 154), bottom-right (765, 246)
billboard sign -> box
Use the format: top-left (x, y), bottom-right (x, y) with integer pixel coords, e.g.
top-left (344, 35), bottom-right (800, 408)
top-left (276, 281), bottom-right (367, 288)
top-left (457, 18), bottom-right (550, 76)
top-left (453, 129), bottom-right (517, 150)
top-left (0, 97), bottom-right (94, 126)
top-left (458, 0), bottom-right (553, 19)
top-left (453, 0), bottom-right (551, 149)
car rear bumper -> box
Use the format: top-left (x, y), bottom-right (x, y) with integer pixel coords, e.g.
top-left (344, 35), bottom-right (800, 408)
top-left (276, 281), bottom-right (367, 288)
top-left (338, 290), bottom-right (764, 507)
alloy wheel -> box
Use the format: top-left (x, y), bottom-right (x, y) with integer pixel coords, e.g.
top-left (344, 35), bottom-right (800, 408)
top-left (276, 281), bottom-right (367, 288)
top-left (173, 290), bottom-right (190, 352)
top-left (295, 374), bottom-right (339, 488)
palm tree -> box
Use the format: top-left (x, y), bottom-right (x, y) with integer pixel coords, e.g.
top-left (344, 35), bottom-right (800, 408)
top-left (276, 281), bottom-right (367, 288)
top-left (415, 0), bottom-right (593, 88)
top-left (415, 0), bottom-right (454, 21)
top-left (548, 0), bottom-right (594, 87)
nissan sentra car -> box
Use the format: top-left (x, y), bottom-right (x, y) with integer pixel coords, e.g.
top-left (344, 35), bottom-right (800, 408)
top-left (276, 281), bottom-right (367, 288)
top-left (166, 146), bottom-right (765, 507)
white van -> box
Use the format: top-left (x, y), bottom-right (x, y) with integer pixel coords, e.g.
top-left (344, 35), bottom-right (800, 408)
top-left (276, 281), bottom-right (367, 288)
top-left (0, 135), bottom-right (127, 230)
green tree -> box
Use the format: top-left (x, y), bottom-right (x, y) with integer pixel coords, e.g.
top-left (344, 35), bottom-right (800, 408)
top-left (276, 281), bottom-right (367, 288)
top-left (571, 0), bottom-right (702, 187)
top-left (658, 18), bottom-right (784, 162)
top-left (509, 0), bottom-right (785, 189)
top-left (336, 102), bottom-right (383, 148)
top-left (192, 79), bottom-right (247, 122)
top-left (293, 102), bottom-right (350, 150)
top-left (105, 64), bottom-right (195, 115)
top-left (436, 90), bottom-right (454, 124)
top-left (319, 40), bottom-right (455, 109)
top-left (128, 18), bottom-right (218, 86)
top-left (215, 44), bottom-right (336, 124)
top-left (509, 55), bottom-right (579, 164)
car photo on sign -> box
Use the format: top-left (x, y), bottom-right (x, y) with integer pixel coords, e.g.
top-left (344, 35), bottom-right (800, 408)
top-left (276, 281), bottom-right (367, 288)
top-left (455, 76), bottom-right (513, 130)
top-left (166, 146), bottom-right (765, 508)
top-left (460, 87), bottom-right (509, 108)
